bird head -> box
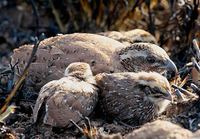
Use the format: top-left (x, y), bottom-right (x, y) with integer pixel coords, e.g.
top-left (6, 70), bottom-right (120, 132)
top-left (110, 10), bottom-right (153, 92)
top-left (99, 29), bottom-right (157, 46)
top-left (136, 72), bottom-right (173, 114)
top-left (118, 43), bottom-right (178, 80)
top-left (123, 29), bottom-right (158, 44)
top-left (64, 62), bottom-right (96, 84)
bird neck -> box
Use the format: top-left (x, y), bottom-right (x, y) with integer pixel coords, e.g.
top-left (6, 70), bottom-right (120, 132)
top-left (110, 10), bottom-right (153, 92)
top-left (148, 97), bottom-right (170, 115)
top-left (156, 99), bottom-right (171, 114)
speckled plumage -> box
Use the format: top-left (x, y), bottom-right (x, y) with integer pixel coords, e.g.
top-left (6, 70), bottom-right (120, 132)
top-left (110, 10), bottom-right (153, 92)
top-left (95, 72), bottom-right (172, 126)
top-left (12, 33), bottom-right (177, 91)
top-left (32, 62), bottom-right (98, 127)
top-left (98, 29), bottom-right (158, 46)
top-left (117, 43), bottom-right (177, 78)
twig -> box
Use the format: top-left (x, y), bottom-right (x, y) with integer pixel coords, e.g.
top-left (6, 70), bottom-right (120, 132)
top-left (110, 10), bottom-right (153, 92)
top-left (84, 117), bottom-right (92, 131)
top-left (70, 119), bottom-right (84, 134)
top-left (178, 64), bottom-right (192, 76)
top-left (70, 117), bottom-right (98, 139)
top-left (7, 61), bottom-right (19, 92)
top-left (191, 57), bottom-right (200, 73)
top-left (145, 0), bottom-right (155, 35)
top-left (0, 38), bottom-right (40, 114)
top-left (174, 89), bottom-right (186, 102)
top-left (49, 0), bottom-right (65, 32)
top-left (190, 83), bottom-right (200, 96)
top-left (179, 74), bottom-right (189, 88)
top-left (171, 84), bottom-right (198, 98)
top-left (114, 0), bottom-right (144, 29)
top-left (29, 0), bottom-right (40, 36)
top-left (0, 105), bottom-right (17, 123)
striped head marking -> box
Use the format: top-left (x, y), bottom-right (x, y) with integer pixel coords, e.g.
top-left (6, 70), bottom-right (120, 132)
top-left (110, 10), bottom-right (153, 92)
top-left (118, 43), bottom-right (177, 79)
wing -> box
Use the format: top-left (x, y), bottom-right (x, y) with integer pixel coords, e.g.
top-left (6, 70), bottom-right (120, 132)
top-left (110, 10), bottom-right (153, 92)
top-left (32, 80), bottom-right (60, 123)
top-left (11, 33), bottom-right (126, 91)
top-left (43, 79), bottom-right (98, 127)
top-left (44, 90), bottom-right (82, 127)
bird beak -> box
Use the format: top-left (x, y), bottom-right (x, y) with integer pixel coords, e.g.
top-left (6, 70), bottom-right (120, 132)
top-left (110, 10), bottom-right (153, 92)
top-left (162, 91), bottom-right (173, 102)
top-left (165, 59), bottom-right (178, 80)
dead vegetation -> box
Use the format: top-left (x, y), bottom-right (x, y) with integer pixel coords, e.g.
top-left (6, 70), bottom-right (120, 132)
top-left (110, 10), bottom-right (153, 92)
top-left (0, 0), bottom-right (200, 138)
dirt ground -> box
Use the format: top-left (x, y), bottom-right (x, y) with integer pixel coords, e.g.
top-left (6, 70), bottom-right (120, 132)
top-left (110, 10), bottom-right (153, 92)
top-left (0, 0), bottom-right (200, 138)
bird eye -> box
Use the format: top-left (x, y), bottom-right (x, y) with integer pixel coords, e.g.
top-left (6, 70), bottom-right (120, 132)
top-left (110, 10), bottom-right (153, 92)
top-left (147, 56), bottom-right (155, 63)
top-left (144, 86), bottom-right (151, 95)
top-left (133, 40), bottom-right (142, 43)
top-left (91, 60), bottom-right (96, 66)
top-left (150, 41), bottom-right (155, 44)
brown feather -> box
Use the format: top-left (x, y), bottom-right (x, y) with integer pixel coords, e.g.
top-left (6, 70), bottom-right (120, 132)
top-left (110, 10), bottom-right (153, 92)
top-left (12, 33), bottom-right (176, 92)
top-left (95, 72), bottom-right (172, 126)
top-left (98, 29), bottom-right (158, 46)
top-left (33, 62), bottom-right (98, 127)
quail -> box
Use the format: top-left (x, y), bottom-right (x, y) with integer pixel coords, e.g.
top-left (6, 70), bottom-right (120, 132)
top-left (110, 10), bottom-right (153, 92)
top-left (95, 72), bottom-right (173, 126)
top-left (125, 120), bottom-right (193, 139)
top-left (11, 33), bottom-right (177, 91)
top-left (98, 29), bottom-right (158, 46)
top-left (32, 62), bottom-right (98, 127)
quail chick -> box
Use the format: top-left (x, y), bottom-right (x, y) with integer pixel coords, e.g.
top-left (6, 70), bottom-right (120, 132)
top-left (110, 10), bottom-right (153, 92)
top-left (98, 29), bottom-right (158, 46)
top-left (125, 120), bottom-right (192, 139)
top-left (95, 72), bottom-right (173, 126)
top-left (32, 62), bottom-right (98, 127)
top-left (12, 33), bottom-right (177, 92)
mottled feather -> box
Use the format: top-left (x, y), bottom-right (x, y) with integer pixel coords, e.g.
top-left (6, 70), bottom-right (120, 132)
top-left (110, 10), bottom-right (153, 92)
top-left (12, 33), bottom-right (176, 92)
top-left (33, 62), bottom-right (98, 127)
top-left (95, 72), bottom-right (172, 126)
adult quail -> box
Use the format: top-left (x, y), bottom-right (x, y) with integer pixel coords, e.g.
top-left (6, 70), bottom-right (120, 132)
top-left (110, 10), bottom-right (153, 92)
top-left (32, 62), bottom-right (98, 127)
top-left (98, 29), bottom-right (158, 46)
top-left (11, 33), bottom-right (177, 91)
top-left (95, 72), bottom-right (173, 126)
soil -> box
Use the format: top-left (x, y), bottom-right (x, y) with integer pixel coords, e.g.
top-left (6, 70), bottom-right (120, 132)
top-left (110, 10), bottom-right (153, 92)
top-left (0, 1), bottom-right (200, 139)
